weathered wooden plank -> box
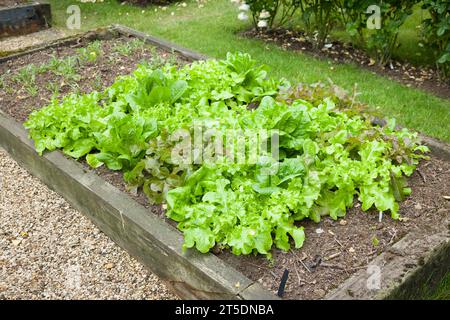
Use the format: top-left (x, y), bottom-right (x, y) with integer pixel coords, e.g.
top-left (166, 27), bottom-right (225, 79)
top-left (325, 228), bottom-right (450, 300)
top-left (113, 24), bottom-right (209, 62)
top-left (385, 234), bottom-right (450, 300)
top-left (421, 135), bottom-right (450, 162)
top-left (0, 4), bottom-right (51, 39)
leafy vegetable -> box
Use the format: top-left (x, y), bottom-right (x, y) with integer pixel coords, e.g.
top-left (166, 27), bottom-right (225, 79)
top-left (25, 52), bottom-right (429, 258)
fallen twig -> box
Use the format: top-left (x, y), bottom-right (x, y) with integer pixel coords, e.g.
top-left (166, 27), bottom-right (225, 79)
top-left (334, 237), bottom-right (344, 248)
top-left (291, 250), bottom-right (312, 273)
top-left (320, 262), bottom-right (346, 270)
top-left (417, 169), bottom-right (426, 183)
top-left (325, 251), bottom-right (341, 261)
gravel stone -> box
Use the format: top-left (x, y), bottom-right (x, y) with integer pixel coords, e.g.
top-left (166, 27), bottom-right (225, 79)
top-left (0, 148), bottom-right (177, 300)
top-left (0, 29), bottom-right (67, 53)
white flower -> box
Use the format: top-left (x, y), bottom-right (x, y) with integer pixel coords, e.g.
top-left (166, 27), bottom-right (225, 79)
top-left (238, 12), bottom-right (249, 21)
top-left (257, 19), bottom-right (268, 28)
top-left (259, 10), bottom-right (270, 19)
top-left (238, 3), bottom-right (250, 11)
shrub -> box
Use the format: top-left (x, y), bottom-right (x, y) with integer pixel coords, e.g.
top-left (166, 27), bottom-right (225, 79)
top-left (298, 0), bottom-right (340, 49)
top-left (337, 0), bottom-right (372, 46)
top-left (235, 0), bottom-right (339, 48)
top-left (421, 0), bottom-right (450, 78)
top-left (367, 1), bottom-right (419, 66)
top-left (237, 0), bottom-right (448, 72)
top-left (338, 0), bottom-right (419, 66)
top-left (233, 0), bottom-right (302, 29)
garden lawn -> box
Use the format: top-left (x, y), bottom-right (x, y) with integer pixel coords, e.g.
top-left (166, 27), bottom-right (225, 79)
top-left (48, 0), bottom-right (450, 142)
top-left (416, 271), bottom-right (450, 300)
top-left (428, 272), bottom-right (450, 300)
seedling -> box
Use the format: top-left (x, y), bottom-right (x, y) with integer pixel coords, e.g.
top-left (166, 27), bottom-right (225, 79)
top-left (113, 39), bottom-right (146, 56)
top-left (77, 40), bottom-right (103, 63)
top-left (46, 81), bottom-right (60, 98)
top-left (12, 64), bottom-right (40, 97)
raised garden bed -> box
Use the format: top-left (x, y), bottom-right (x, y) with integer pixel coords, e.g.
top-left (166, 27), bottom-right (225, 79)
top-left (0, 25), bottom-right (449, 300)
top-left (0, 2), bottom-right (51, 39)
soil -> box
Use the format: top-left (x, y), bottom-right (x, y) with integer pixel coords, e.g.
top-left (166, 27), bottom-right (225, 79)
top-left (0, 0), bottom-right (30, 8)
top-left (0, 35), bottom-right (188, 123)
top-left (242, 28), bottom-right (450, 100)
top-left (0, 33), bottom-right (449, 300)
top-left (223, 157), bottom-right (450, 299)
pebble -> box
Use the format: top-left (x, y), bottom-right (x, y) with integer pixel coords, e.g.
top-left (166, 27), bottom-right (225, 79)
top-left (313, 289), bottom-right (326, 297)
top-left (315, 228), bottom-right (324, 234)
top-left (0, 148), bottom-right (177, 299)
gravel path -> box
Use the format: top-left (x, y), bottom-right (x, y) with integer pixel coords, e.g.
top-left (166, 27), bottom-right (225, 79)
top-left (0, 148), bottom-right (177, 300)
top-left (0, 29), bottom-right (67, 53)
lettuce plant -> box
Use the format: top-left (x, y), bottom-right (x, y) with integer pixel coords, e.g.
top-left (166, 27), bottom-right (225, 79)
top-left (25, 52), bottom-right (428, 258)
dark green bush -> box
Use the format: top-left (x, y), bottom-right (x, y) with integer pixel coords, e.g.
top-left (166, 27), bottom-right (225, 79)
top-left (421, 0), bottom-right (450, 78)
top-left (244, 0), bottom-right (339, 48)
top-left (245, 0), bottom-right (302, 28)
top-left (368, 1), bottom-right (418, 66)
top-left (337, 0), bottom-right (371, 45)
top-left (338, 0), bottom-right (419, 66)
top-left (241, 0), bottom-right (448, 71)
top-left (298, 0), bottom-right (339, 49)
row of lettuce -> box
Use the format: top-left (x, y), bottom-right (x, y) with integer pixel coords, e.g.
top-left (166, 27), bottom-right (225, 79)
top-left (25, 53), bottom-right (428, 258)
top-left (235, 0), bottom-right (449, 77)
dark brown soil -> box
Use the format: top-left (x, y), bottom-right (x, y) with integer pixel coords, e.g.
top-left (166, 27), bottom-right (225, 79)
top-left (1, 34), bottom-right (449, 300)
top-left (0, 35), bottom-right (187, 123)
top-left (242, 28), bottom-right (450, 100)
top-left (222, 157), bottom-right (450, 299)
top-left (0, 0), bottom-right (29, 8)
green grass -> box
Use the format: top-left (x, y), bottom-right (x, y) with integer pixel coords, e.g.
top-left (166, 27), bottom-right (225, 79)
top-left (418, 272), bottom-right (450, 300)
top-left (48, 0), bottom-right (449, 143)
top-left (428, 273), bottom-right (450, 300)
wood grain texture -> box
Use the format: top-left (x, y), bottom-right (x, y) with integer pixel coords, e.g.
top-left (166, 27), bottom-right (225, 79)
top-left (0, 4), bottom-right (51, 38)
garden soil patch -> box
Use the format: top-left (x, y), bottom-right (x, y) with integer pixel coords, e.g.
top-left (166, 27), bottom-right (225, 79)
top-left (0, 35), bottom-right (189, 122)
top-left (1, 34), bottom-right (449, 300)
top-left (242, 28), bottom-right (450, 100)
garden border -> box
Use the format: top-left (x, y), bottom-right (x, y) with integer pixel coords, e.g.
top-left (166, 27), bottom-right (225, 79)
top-left (0, 25), bottom-right (448, 300)
top-left (0, 3), bottom-right (51, 39)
